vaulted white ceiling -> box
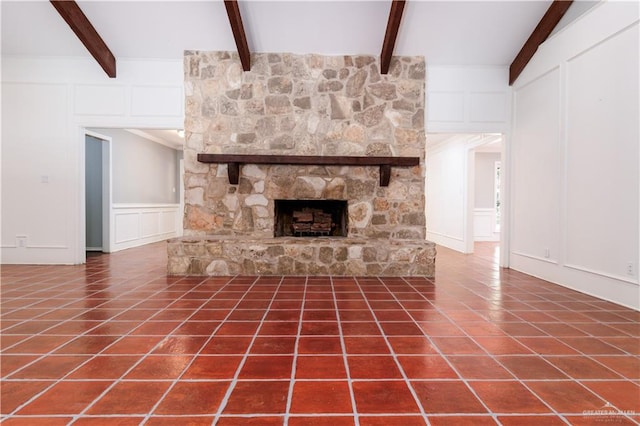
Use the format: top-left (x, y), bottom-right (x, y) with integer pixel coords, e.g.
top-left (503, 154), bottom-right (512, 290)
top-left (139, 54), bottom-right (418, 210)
top-left (1, 0), bottom-right (560, 67)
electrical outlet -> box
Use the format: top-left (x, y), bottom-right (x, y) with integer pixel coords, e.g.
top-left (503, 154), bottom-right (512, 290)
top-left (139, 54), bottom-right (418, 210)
top-left (628, 262), bottom-right (634, 276)
top-left (544, 248), bottom-right (550, 258)
top-left (16, 236), bottom-right (27, 248)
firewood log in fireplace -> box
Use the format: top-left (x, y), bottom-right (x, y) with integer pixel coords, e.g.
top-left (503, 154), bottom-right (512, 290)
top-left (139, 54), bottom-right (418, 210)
top-left (291, 208), bottom-right (334, 235)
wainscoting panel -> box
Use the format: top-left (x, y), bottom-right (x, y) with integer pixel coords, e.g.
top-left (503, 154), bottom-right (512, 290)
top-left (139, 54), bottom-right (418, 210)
top-left (112, 204), bottom-right (180, 252)
top-left (473, 208), bottom-right (499, 241)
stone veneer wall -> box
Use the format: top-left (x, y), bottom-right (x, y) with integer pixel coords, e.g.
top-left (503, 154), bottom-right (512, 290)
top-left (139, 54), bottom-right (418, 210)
top-left (182, 51), bottom-right (426, 239)
top-left (169, 51), bottom-right (436, 276)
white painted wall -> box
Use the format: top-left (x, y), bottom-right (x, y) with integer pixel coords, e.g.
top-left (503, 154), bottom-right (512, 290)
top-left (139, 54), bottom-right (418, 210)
top-left (426, 66), bottom-right (510, 134)
top-left (1, 57), bottom-right (184, 264)
top-left (426, 136), bottom-right (466, 252)
top-left (474, 152), bottom-right (500, 242)
top-left (475, 152), bottom-right (500, 208)
top-left (90, 128), bottom-right (180, 204)
top-left (510, 2), bottom-right (639, 309)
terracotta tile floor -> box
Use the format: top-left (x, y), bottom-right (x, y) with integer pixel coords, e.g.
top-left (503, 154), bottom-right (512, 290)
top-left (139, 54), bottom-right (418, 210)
top-left (1, 242), bottom-right (639, 425)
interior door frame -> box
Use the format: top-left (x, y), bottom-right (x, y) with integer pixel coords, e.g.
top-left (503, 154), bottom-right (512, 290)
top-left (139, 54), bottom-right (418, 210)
top-left (83, 129), bottom-right (113, 260)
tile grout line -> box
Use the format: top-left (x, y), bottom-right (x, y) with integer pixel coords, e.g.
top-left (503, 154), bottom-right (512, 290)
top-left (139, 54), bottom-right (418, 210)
top-left (2, 273), bottom-right (200, 419)
top-left (211, 276), bottom-right (287, 425)
top-left (283, 275), bottom-right (307, 426)
top-left (352, 276), bottom-right (430, 424)
top-left (398, 277), bottom-right (571, 424)
top-left (332, 276), bottom-right (361, 426)
top-left (451, 276), bottom-right (639, 421)
top-left (0, 272), bottom-right (183, 357)
top-left (68, 275), bottom-right (235, 424)
top-left (395, 276), bottom-right (504, 424)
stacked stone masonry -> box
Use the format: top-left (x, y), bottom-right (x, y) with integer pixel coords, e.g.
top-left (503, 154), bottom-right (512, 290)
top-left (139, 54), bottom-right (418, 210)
top-left (169, 51), bottom-right (436, 276)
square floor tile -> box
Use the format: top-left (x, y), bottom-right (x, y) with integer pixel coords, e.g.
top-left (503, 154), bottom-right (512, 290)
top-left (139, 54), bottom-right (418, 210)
top-left (67, 355), bottom-right (140, 379)
top-left (0, 381), bottom-right (52, 414)
top-left (430, 337), bottom-right (486, 355)
top-left (201, 337), bottom-right (252, 354)
top-left (124, 355), bottom-right (191, 379)
top-left (259, 321), bottom-right (299, 336)
top-left (525, 381), bottom-right (606, 413)
top-left (290, 381), bottom-right (352, 414)
top-left (145, 416), bottom-right (215, 425)
top-left (515, 337), bottom-right (580, 355)
top-left (101, 336), bottom-right (163, 354)
top-left (0, 355), bottom-right (40, 377)
top-left (17, 381), bottom-right (111, 415)
top-left (301, 321), bottom-right (340, 335)
top-left (151, 336), bottom-right (208, 354)
top-left (8, 355), bottom-right (90, 379)
top-left (87, 381), bottom-right (171, 414)
top-left (412, 381), bottom-right (487, 414)
top-left (544, 356), bottom-right (623, 379)
top-left (359, 416), bottom-right (427, 426)
top-left (496, 356), bottom-right (569, 380)
top-left (446, 356), bottom-right (514, 380)
top-left (347, 356), bottom-right (403, 379)
top-left (4, 418), bottom-right (82, 425)
top-left (3, 335), bottom-right (74, 354)
top-left (131, 321), bottom-right (181, 335)
top-left (298, 337), bottom-right (342, 354)
top-left (153, 381), bottom-right (229, 415)
top-left (473, 336), bottom-right (533, 355)
top-left (396, 355), bottom-right (458, 379)
top-left (343, 337), bottom-right (390, 354)
top-left (250, 336), bottom-right (297, 354)
top-left (469, 381), bottom-right (551, 414)
top-left (379, 322), bottom-right (424, 336)
top-left (340, 322), bottom-right (382, 335)
top-left (580, 380), bottom-right (640, 411)
top-left (288, 416), bottom-right (355, 425)
top-left (592, 356), bottom-right (640, 379)
top-left (562, 337), bottom-right (626, 355)
top-left (387, 336), bottom-right (437, 355)
top-left (215, 321), bottom-right (260, 336)
top-left (216, 417), bottom-right (287, 425)
top-left (295, 355), bottom-right (347, 379)
top-left (238, 355), bottom-right (293, 379)
top-left (427, 416), bottom-right (497, 425)
top-left (222, 381), bottom-right (289, 414)
top-left (182, 355), bottom-right (242, 379)
top-left (497, 415), bottom-right (568, 425)
top-left (352, 381), bottom-right (420, 414)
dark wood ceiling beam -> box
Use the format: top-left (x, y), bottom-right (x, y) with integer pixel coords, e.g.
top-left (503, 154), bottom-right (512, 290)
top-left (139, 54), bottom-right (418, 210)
top-left (224, 0), bottom-right (251, 71)
top-left (380, 0), bottom-right (406, 74)
top-left (50, 0), bottom-right (116, 78)
top-left (509, 0), bottom-right (573, 85)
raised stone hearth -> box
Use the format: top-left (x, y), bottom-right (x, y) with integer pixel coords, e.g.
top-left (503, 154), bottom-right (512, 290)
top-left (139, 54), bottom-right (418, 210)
top-left (168, 51), bottom-right (436, 276)
top-left (168, 237), bottom-right (435, 276)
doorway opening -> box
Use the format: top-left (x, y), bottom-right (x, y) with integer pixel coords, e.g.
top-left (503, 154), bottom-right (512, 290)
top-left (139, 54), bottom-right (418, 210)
top-left (85, 131), bottom-right (111, 254)
top-left (425, 133), bottom-right (505, 263)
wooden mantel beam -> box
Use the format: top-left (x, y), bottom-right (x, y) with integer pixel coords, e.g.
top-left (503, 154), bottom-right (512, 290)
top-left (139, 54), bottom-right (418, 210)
top-left (380, 0), bottom-right (406, 74)
top-left (509, 0), bottom-right (573, 85)
top-left (224, 0), bottom-right (251, 71)
top-left (197, 154), bottom-right (420, 187)
top-left (50, 0), bottom-right (116, 78)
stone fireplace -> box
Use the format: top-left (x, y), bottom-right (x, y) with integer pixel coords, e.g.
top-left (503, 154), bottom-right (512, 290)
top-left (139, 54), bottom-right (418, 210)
top-left (168, 51), bottom-right (436, 276)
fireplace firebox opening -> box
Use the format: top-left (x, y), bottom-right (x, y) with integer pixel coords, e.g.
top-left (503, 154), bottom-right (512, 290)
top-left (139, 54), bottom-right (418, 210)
top-left (274, 200), bottom-right (348, 238)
